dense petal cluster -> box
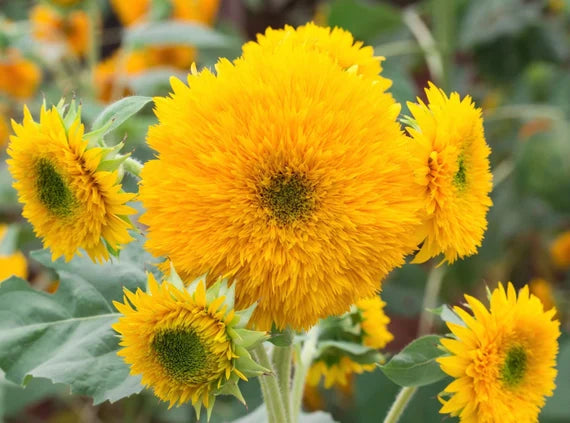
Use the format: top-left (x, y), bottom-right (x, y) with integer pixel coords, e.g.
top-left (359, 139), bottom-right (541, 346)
top-left (356, 296), bottom-right (393, 349)
top-left (140, 23), bottom-right (424, 330)
top-left (7, 105), bottom-right (135, 262)
top-left (438, 282), bottom-right (560, 423)
top-left (407, 83), bottom-right (493, 263)
top-left (113, 273), bottom-right (266, 415)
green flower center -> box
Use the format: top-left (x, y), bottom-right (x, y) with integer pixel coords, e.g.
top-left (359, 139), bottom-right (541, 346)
top-left (152, 328), bottom-right (210, 383)
top-left (259, 171), bottom-right (315, 225)
top-left (35, 158), bottom-right (74, 216)
top-left (453, 154), bottom-right (467, 190)
top-left (500, 345), bottom-right (527, 387)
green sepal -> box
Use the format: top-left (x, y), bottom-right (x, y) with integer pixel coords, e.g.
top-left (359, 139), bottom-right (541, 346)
top-left (229, 327), bottom-right (268, 349)
top-left (185, 273), bottom-right (208, 296)
top-left (268, 326), bottom-right (295, 346)
top-left (167, 263), bottom-right (186, 291)
top-left (215, 380), bottom-right (246, 405)
top-left (234, 346), bottom-right (270, 377)
top-left (84, 119), bottom-right (115, 147)
top-left (400, 113), bottom-right (420, 133)
top-left (234, 302), bottom-right (257, 328)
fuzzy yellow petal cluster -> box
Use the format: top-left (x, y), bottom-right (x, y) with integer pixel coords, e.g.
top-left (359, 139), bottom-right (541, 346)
top-left (356, 296), bottom-right (393, 349)
top-left (140, 24), bottom-right (424, 330)
top-left (437, 282), bottom-right (560, 423)
top-left (113, 274), bottom-right (242, 408)
top-left (31, 5), bottom-right (91, 57)
top-left (7, 106), bottom-right (135, 262)
top-left (241, 22), bottom-right (392, 90)
top-left (407, 83), bottom-right (493, 263)
top-left (307, 356), bottom-right (376, 389)
top-left (0, 49), bottom-right (41, 99)
top-left (550, 231), bottom-right (570, 268)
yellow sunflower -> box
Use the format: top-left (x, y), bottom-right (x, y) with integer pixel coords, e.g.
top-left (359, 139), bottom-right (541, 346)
top-left (31, 5), bottom-right (91, 57)
top-left (550, 231), bottom-right (570, 269)
top-left (7, 103), bottom-right (135, 262)
top-left (356, 296), bottom-right (393, 349)
top-left (307, 356), bottom-right (376, 389)
top-left (406, 83), bottom-right (493, 263)
top-left (0, 49), bottom-right (41, 99)
top-left (437, 282), bottom-right (560, 423)
top-left (140, 29), bottom-right (423, 330)
top-left (113, 272), bottom-right (266, 415)
top-left (241, 22), bottom-right (391, 90)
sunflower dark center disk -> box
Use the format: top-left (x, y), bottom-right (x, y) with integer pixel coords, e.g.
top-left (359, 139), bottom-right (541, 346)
top-left (453, 154), bottom-right (467, 190)
top-left (35, 158), bottom-right (74, 216)
top-left (501, 345), bottom-right (527, 387)
top-left (259, 171), bottom-right (315, 225)
top-left (152, 328), bottom-right (210, 383)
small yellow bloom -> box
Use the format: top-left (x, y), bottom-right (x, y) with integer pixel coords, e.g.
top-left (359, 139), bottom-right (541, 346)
top-left (110, 0), bottom-right (220, 27)
top-left (529, 278), bottom-right (557, 313)
top-left (407, 83), bottom-right (493, 263)
top-left (140, 26), bottom-right (424, 330)
top-left (113, 273), bottom-right (265, 415)
top-left (31, 5), bottom-right (91, 57)
top-left (550, 231), bottom-right (570, 269)
top-left (7, 104), bottom-right (136, 262)
top-left (0, 49), bottom-right (41, 99)
top-left (356, 296), bottom-right (393, 350)
top-left (307, 356), bottom-right (375, 389)
top-left (0, 252), bottom-right (27, 282)
top-left (437, 282), bottom-right (560, 423)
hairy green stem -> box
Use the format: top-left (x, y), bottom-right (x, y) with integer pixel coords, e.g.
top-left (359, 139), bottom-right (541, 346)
top-left (290, 326), bottom-right (319, 423)
top-left (123, 157), bottom-right (143, 177)
top-left (417, 266), bottom-right (446, 336)
top-left (383, 386), bottom-right (417, 423)
top-left (254, 343), bottom-right (288, 423)
top-left (273, 344), bottom-right (293, 421)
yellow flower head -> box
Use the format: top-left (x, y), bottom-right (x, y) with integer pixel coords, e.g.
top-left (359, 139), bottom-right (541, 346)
top-left (140, 28), bottom-right (423, 331)
top-left (0, 49), bottom-right (41, 99)
top-left (437, 282), bottom-right (560, 423)
top-left (529, 278), bottom-right (557, 313)
top-left (31, 5), bottom-right (91, 57)
top-left (406, 83), bottom-right (493, 263)
top-left (241, 22), bottom-right (391, 91)
top-left (113, 272), bottom-right (266, 416)
top-left (110, 0), bottom-right (220, 27)
top-left (550, 230), bottom-right (570, 269)
top-left (356, 296), bottom-right (393, 349)
top-left (0, 224), bottom-right (27, 282)
top-left (7, 103), bottom-right (136, 262)
top-left (307, 356), bottom-right (375, 389)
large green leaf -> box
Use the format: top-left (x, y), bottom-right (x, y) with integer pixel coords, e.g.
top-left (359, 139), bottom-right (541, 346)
top-left (91, 96), bottom-right (153, 138)
top-left (0, 235), bottom-right (158, 404)
top-left (379, 335), bottom-right (448, 387)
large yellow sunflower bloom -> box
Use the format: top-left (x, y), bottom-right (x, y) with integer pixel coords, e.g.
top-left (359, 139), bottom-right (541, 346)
top-left (113, 273), bottom-right (266, 415)
top-left (7, 105), bottom-right (136, 262)
top-left (437, 282), bottom-right (560, 423)
top-left (407, 83), bottom-right (493, 263)
top-left (140, 28), bottom-right (423, 330)
top-left (356, 296), bottom-right (393, 350)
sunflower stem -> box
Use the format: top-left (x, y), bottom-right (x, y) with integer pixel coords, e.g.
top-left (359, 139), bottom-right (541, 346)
top-left (290, 325), bottom-right (319, 423)
top-left (254, 343), bottom-right (289, 423)
top-left (383, 386), bottom-right (417, 423)
top-left (86, 0), bottom-right (100, 95)
top-left (272, 341), bottom-right (293, 421)
top-left (417, 266), bottom-right (445, 335)
top-left (123, 157), bottom-right (143, 177)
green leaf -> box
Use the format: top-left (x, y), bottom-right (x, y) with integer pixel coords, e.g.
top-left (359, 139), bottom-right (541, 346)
top-left (233, 406), bottom-right (339, 423)
top-left (430, 304), bottom-right (466, 327)
top-left (268, 326), bottom-right (294, 347)
top-left (317, 340), bottom-right (377, 357)
top-left (379, 335), bottom-right (448, 387)
top-left (90, 96), bottom-right (153, 138)
top-left (460, 0), bottom-right (542, 48)
top-left (327, 0), bottom-right (401, 43)
top-left (0, 234), bottom-right (158, 404)
top-left (124, 21), bottom-right (238, 50)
